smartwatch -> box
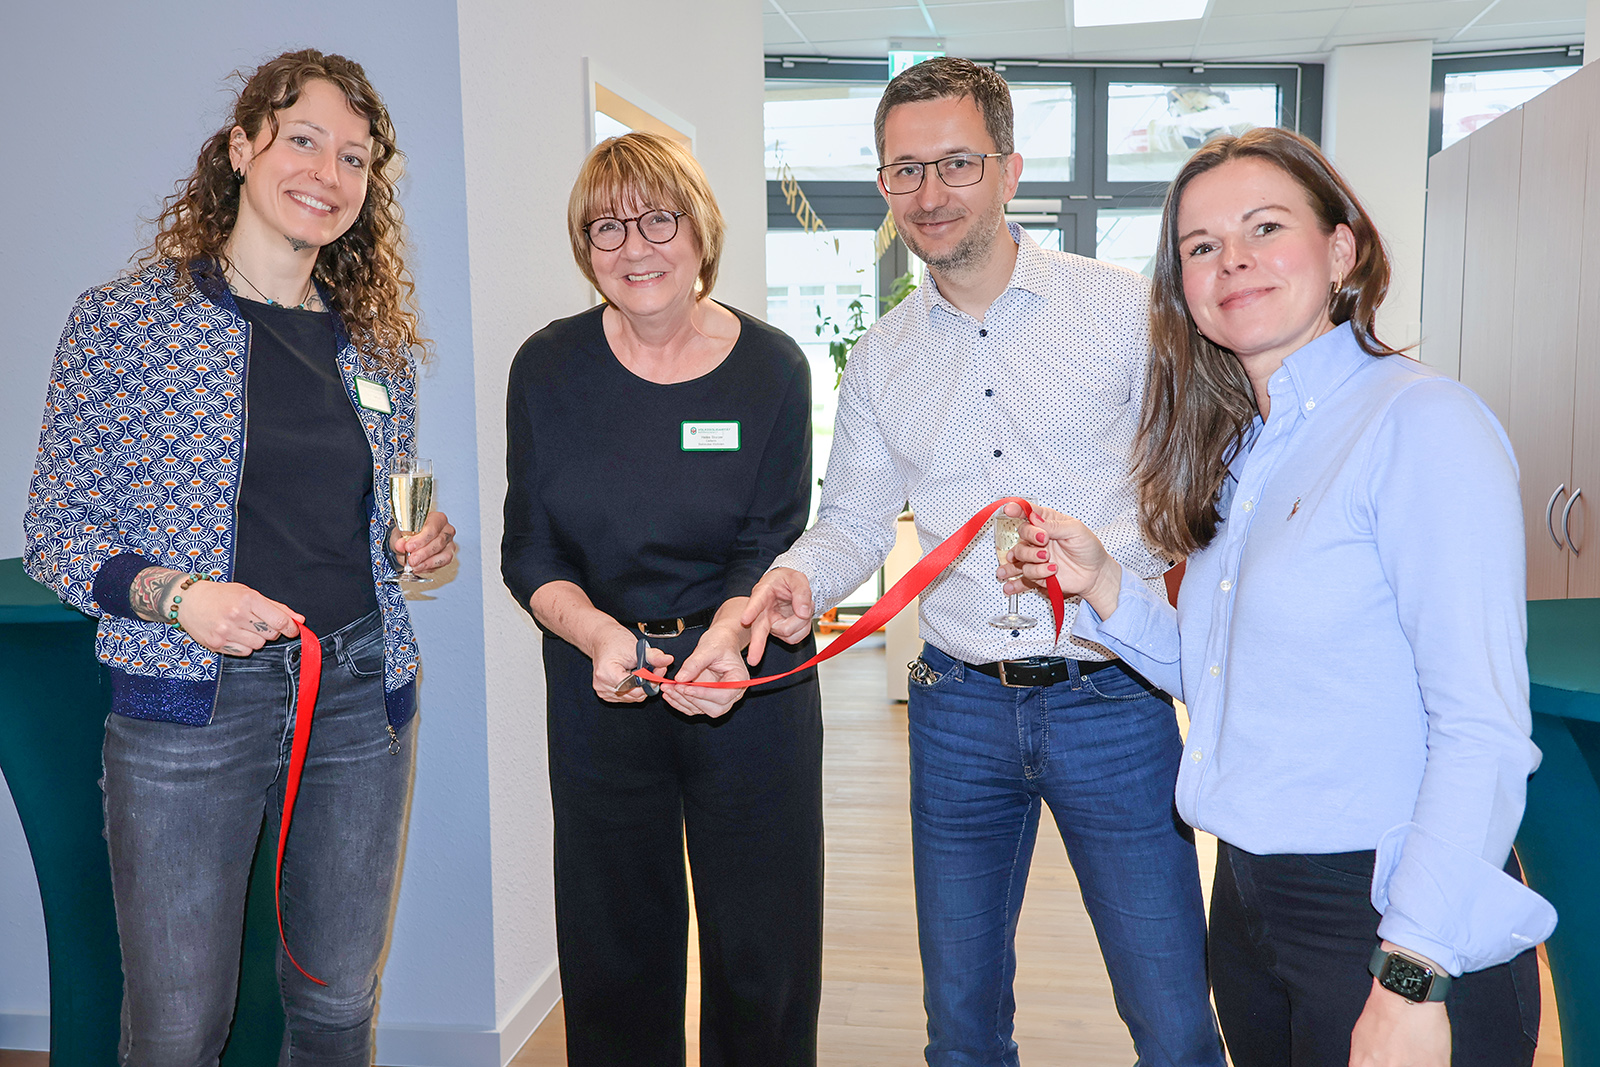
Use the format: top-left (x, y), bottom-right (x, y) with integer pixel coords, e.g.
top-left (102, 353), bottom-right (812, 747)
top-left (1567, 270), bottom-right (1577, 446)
top-left (1368, 945), bottom-right (1452, 1003)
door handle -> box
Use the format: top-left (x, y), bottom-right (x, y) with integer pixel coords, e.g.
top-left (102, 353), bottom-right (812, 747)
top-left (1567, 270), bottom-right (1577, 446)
top-left (1547, 484), bottom-right (1568, 549)
top-left (1562, 488), bottom-right (1582, 556)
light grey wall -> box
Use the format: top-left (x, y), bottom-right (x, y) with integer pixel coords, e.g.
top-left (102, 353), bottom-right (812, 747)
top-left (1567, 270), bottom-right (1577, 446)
top-left (0, 0), bottom-right (498, 1045)
top-left (0, 0), bottom-right (768, 1060)
top-left (454, 0), bottom-right (768, 1024)
top-left (1323, 40), bottom-right (1435, 352)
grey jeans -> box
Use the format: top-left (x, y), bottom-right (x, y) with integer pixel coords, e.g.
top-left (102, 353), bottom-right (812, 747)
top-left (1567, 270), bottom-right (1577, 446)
top-left (102, 611), bottom-right (416, 1067)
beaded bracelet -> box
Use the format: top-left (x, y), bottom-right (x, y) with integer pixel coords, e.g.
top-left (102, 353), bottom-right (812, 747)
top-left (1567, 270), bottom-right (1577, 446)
top-left (166, 573), bottom-right (209, 628)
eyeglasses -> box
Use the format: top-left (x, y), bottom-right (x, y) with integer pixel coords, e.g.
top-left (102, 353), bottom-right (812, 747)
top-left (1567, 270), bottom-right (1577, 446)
top-left (585, 209), bottom-right (689, 251)
top-left (876, 153), bottom-right (1008, 195)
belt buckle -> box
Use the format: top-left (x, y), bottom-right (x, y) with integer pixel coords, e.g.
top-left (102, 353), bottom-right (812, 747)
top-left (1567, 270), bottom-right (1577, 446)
top-left (995, 660), bottom-right (1029, 688)
top-left (637, 618), bottom-right (684, 638)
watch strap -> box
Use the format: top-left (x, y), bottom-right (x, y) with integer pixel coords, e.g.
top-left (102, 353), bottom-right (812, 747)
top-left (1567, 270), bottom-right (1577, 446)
top-left (1368, 944), bottom-right (1452, 1003)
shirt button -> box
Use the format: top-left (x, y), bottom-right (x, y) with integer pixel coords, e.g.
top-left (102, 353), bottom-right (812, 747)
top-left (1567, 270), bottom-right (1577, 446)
top-left (1210, 664), bottom-right (1220, 676)
top-left (1241, 500), bottom-right (1254, 512)
top-left (985, 389), bottom-right (994, 397)
top-left (1192, 749), bottom-right (1203, 762)
top-left (1305, 399), bottom-right (1315, 410)
top-left (993, 449), bottom-right (1002, 458)
top-left (979, 328), bottom-right (988, 337)
top-left (1219, 579), bottom-right (1232, 591)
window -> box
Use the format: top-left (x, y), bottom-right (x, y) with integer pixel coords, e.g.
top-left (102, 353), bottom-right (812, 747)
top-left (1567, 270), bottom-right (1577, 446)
top-left (1429, 47), bottom-right (1583, 156)
top-left (1105, 82), bottom-right (1280, 184)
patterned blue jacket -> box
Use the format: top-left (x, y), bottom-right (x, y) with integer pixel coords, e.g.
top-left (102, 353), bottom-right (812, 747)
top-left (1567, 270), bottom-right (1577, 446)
top-left (24, 262), bottom-right (419, 727)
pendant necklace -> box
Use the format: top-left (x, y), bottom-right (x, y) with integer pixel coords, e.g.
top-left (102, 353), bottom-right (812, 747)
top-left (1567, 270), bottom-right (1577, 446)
top-left (230, 265), bottom-right (316, 311)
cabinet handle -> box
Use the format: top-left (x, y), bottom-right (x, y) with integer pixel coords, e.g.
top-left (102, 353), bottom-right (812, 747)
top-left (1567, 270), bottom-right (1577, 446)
top-left (1547, 484), bottom-right (1568, 549)
top-left (1562, 488), bottom-right (1582, 556)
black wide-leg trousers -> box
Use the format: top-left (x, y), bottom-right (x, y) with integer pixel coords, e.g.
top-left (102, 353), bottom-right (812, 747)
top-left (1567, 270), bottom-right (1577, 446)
top-left (543, 632), bottom-right (824, 1067)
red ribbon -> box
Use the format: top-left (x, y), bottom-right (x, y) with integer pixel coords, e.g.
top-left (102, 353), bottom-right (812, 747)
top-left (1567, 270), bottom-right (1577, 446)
top-left (277, 623), bottom-right (326, 986)
top-left (635, 497), bottom-right (1064, 691)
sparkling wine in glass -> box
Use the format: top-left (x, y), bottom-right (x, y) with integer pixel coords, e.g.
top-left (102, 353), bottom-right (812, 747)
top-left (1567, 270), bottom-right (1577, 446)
top-left (386, 459), bottom-right (434, 585)
top-left (989, 514), bottom-right (1037, 630)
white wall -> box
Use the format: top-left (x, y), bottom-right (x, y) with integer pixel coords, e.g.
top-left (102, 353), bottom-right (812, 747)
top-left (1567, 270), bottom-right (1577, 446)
top-left (0, 0), bottom-right (765, 1062)
top-left (1590, 0), bottom-right (1600, 64)
top-left (453, 0), bottom-right (768, 1031)
top-left (1322, 39), bottom-right (1435, 353)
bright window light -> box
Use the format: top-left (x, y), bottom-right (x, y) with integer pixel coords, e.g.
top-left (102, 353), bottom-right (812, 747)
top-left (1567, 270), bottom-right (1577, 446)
top-left (1073, 0), bottom-right (1209, 28)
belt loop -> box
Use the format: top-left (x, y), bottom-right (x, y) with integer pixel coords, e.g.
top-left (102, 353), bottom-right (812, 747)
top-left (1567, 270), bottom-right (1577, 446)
top-left (1068, 658), bottom-right (1083, 689)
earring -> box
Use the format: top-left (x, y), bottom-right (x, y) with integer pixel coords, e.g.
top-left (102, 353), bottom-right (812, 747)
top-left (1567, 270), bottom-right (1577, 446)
top-left (1329, 273), bottom-right (1344, 303)
top-left (234, 168), bottom-right (244, 182)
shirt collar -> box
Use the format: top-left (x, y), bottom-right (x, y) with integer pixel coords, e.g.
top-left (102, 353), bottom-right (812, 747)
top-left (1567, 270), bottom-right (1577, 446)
top-left (921, 222), bottom-right (1052, 318)
top-left (1265, 321), bottom-right (1371, 424)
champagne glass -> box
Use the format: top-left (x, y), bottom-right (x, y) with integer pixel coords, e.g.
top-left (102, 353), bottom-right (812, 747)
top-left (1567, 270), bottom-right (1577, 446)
top-left (386, 458), bottom-right (435, 585)
top-left (989, 514), bottom-right (1037, 630)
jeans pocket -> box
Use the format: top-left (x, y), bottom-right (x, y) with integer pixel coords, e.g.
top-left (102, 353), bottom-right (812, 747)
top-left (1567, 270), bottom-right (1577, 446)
top-left (907, 656), bottom-right (961, 692)
top-left (1300, 849), bottom-right (1376, 884)
top-left (342, 625), bottom-right (386, 679)
top-left (1082, 662), bottom-right (1161, 702)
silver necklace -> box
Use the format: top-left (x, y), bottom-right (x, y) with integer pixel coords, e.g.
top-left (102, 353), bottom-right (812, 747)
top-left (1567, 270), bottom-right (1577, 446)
top-left (230, 265), bottom-right (316, 311)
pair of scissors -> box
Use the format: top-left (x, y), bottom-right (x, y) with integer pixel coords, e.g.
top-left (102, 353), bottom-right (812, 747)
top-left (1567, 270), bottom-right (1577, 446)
top-left (612, 635), bottom-right (661, 697)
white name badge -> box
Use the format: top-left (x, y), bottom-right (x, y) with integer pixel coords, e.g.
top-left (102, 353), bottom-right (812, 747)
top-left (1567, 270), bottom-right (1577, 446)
top-left (354, 376), bottom-right (392, 414)
top-left (681, 421), bottom-right (740, 451)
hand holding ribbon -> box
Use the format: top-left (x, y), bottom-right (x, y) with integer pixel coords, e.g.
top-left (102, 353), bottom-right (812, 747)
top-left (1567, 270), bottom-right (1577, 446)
top-left (643, 497), bottom-right (1066, 692)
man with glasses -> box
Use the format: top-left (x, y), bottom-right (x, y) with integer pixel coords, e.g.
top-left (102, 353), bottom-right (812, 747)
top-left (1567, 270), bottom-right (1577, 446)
top-left (744, 57), bottom-right (1223, 1067)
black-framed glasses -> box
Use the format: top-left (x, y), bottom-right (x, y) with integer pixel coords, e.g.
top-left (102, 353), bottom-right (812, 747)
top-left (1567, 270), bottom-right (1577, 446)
top-left (876, 153), bottom-right (1008, 195)
top-left (584, 209), bottom-right (689, 251)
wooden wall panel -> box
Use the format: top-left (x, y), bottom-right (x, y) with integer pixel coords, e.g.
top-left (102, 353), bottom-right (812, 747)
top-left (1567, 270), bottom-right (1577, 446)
top-left (1509, 75), bottom-right (1588, 601)
top-left (1569, 64), bottom-right (1600, 597)
top-left (1421, 138), bottom-right (1470, 379)
top-left (1458, 109), bottom-right (1522, 434)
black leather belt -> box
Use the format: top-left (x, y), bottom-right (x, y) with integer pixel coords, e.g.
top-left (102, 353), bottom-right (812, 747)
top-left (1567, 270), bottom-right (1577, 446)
top-left (966, 656), bottom-right (1120, 689)
top-left (628, 606), bottom-right (717, 638)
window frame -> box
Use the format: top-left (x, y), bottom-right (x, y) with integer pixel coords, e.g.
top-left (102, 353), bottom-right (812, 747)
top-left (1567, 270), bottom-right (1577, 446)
top-left (1428, 46), bottom-right (1584, 157)
top-left (764, 55), bottom-right (1321, 265)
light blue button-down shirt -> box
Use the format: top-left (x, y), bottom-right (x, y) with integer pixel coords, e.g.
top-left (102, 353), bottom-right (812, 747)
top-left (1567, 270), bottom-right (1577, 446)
top-left (1073, 323), bottom-right (1556, 975)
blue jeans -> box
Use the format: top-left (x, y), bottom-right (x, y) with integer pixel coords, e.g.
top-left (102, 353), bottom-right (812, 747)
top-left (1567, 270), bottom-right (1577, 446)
top-left (101, 611), bottom-right (416, 1067)
top-left (908, 644), bottom-right (1222, 1067)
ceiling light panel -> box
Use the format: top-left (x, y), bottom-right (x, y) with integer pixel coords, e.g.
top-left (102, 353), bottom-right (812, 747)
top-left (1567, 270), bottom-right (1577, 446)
top-left (1073, 0), bottom-right (1210, 28)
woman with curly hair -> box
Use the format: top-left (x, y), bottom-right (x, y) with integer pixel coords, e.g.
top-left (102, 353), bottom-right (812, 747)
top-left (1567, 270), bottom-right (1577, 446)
top-left (24, 49), bottom-right (454, 1065)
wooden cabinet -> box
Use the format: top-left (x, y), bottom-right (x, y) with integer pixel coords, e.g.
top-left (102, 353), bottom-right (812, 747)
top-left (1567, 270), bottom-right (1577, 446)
top-left (1422, 63), bottom-right (1597, 599)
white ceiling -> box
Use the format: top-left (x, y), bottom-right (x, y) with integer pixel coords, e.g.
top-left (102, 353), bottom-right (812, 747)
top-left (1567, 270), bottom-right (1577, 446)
top-left (764, 0), bottom-right (1586, 63)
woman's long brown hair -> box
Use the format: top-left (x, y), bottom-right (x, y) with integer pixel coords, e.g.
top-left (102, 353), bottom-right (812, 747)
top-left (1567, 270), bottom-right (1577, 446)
top-left (138, 49), bottom-right (429, 373)
top-left (1137, 127), bottom-right (1401, 558)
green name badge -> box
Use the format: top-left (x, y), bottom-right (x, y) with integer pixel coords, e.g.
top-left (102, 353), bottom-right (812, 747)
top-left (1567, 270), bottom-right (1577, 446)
top-left (354, 376), bottom-right (392, 414)
top-left (682, 421), bottom-right (740, 451)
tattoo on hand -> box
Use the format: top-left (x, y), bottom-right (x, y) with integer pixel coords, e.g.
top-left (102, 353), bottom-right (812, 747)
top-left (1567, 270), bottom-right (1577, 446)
top-left (252, 620), bottom-right (270, 633)
top-left (223, 644), bottom-right (247, 655)
top-left (284, 236), bottom-right (313, 252)
top-left (130, 567), bottom-right (184, 623)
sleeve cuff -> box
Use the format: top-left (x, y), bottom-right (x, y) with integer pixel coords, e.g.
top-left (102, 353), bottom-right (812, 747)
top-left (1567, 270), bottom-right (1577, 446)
top-left (91, 552), bottom-right (164, 619)
top-left (1070, 565), bottom-right (1178, 662)
top-left (1372, 821), bottom-right (1557, 975)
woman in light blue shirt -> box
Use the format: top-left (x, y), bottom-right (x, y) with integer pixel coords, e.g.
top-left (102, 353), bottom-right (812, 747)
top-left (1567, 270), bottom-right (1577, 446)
top-left (1002, 127), bottom-right (1555, 1066)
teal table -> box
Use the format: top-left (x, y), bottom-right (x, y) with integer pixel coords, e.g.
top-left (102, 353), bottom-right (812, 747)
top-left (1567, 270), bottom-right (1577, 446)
top-left (1517, 597), bottom-right (1600, 1067)
top-left (0, 558), bottom-right (283, 1065)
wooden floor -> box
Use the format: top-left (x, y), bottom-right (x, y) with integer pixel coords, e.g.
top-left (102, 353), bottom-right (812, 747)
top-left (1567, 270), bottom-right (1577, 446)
top-left (509, 638), bottom-right (1567, 1066)
top-left (0, 639), bottom-right (1563, 1067)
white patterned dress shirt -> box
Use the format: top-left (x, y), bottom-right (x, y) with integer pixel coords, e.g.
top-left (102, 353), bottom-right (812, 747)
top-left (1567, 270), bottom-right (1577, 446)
top-left (773, 224), bottom-right (1169, 665)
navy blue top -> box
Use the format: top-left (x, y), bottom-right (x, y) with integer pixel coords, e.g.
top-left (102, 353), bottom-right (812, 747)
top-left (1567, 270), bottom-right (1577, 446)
top-left (501, 304), bottom-right (812, 657)
top-left (233, 297), bottom-right (378, 636)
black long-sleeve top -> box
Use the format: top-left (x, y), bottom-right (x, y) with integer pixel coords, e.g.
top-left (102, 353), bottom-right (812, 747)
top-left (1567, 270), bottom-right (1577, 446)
top-left (501, 304), bottom-right (813, 634)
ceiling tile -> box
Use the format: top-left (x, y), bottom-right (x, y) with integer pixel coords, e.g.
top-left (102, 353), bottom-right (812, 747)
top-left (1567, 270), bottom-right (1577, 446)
top-left (1208, 0), bottom-right (1346, 13)
top-left (792, 8), bottom-right (938, 42)
top-left (1190, 37), bottom-right (1334, 60)
top-left (929, 0), bottom-right (1066, 36)
top-left (1332, 1), bottom-right (1485, 36)
top-left (944, 28), bottom-right (1079, 55)
top-left (1070, 19), bottom-right (1206, 52)
top-left (1198, 11), bottom-right (1343, 43)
